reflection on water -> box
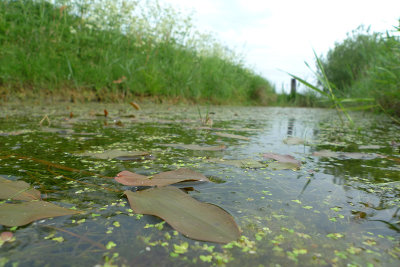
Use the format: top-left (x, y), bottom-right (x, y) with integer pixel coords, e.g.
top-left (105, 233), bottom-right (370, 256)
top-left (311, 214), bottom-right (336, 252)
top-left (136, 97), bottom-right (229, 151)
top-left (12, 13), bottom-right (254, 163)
top-left (0, 104), bottom-right (399, 266)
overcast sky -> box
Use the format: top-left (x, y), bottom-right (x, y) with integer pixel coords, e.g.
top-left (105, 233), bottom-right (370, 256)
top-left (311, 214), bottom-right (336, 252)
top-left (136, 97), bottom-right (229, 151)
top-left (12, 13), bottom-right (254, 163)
top-left (159, 0), bottom-right (400, 92)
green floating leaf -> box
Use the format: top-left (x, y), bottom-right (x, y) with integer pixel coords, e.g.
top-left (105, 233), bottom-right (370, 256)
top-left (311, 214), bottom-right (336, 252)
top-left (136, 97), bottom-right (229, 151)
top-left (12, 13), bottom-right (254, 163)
top-left (162, 143), bottom-right (226, 151)
top-left (283, 137), bottom-right (305, 145)
top-left (80, 149), bottom-right (150, 160)
top-left (214, 132), bottom-right (250, 141)
top-left (268, 162), bottom-right (299, 170)
top-left (125, 187), bottom-right (241, 243)
top-left (206, 158), bottom-right (264, 168)
top-left (0, 176), bottom-right (41, 201)
top-left (0, 201), bottom-right (80, 227)
top-left (115, 168), bottom-right (210, 187)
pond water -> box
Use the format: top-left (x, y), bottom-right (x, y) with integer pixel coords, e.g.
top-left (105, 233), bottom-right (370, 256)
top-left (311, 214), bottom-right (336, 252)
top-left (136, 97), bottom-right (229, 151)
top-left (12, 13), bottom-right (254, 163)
top-left (0, 103), bottom-right (399, 267)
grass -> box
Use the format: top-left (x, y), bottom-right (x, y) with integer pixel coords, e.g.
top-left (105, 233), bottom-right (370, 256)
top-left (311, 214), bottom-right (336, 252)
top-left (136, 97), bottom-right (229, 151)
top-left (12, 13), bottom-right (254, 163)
top-left (317, 25), bottom-right (400, 117)
top-left (0, 0), bottom-right (276, 104)
top-left (284, 24), bottom-right (400, 123)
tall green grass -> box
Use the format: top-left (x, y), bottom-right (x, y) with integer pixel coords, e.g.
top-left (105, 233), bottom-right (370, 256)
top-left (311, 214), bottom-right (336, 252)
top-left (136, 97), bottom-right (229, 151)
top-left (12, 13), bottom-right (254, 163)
top-left (318, 25), bottom-right (400, 117)
top-left (0, 0), bottom-right (275, 104)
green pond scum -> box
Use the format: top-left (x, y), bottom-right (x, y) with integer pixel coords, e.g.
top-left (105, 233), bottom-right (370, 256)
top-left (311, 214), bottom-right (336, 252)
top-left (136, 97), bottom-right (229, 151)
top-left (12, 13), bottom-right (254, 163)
top-left (0, 103), bottom-right (399, 267)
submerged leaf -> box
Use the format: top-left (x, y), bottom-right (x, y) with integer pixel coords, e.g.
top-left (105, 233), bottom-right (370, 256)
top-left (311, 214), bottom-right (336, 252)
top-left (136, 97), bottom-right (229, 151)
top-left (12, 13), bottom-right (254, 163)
top-left (0, 201), bottom-right (80, 226)
top-left (80, 150), bottom-right (150, 160)
top-left (115, 168), bottom-right (210, 187)
top-left (125, 187), bottom-right (241, 243)
top-left (214, 132), bottom-right (250, 141)
top-left (0, 177), bottom-right (41, 201)
top-left (162, 144), bottom-right (226, 151)
top-left (283, 137), bottom-right (305, 145)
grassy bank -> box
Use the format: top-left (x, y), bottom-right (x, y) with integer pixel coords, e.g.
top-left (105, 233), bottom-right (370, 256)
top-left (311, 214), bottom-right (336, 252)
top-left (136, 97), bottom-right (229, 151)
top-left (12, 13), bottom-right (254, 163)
top-left (0, 0), bottom-right (276, 104)
top-left (317, 25), bottom-right (400, 117)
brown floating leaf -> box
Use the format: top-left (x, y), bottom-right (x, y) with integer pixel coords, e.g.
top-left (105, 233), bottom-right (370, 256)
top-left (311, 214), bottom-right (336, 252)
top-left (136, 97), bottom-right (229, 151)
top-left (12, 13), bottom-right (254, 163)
top-left (283, 137), bottom-right (305, 145)
top-left (263, 153), bottom-right (301, 170)
top-left (125, 187), bottom-right (241, 243)
top-left (263, 153), bottom-right (301, 165)
top-left (162, 143), bottom-right (226, 151)
top-left (80, 150), bottom-right (150, 160)
top-left (214, 132), bottom-right (250, 141)
top-left (312, 150), bottom-right (339, 157)
top-left (0, 176), bottom-right (41, 201)
top-left (0, 201), bottom-right (80, 227)
top-left (115, 168), bottom-right (209, 187)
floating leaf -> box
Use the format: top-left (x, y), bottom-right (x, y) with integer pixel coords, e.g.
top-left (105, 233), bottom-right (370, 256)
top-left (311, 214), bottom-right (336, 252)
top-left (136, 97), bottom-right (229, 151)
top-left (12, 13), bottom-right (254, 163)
top-left (312, 150), bottom-right (339, 157)
top-left (359, 145), bottom-right (382, 149)
top-left (263, 153), bottom-right (301, 170)
top-left (340, 152), bottom-right (378, 160)
top-left (263, 153), bottom-right (301, 166)
top-left (206, 158), bottom-right (264, 168)
top-left (214, 132), bottom-right (250, 141)
top-left (0, 201), bottom-right (80, 227)
top-left (312, 150), bottom-right (381, 160)
top-left (125, 187), bottom-right (241, 243)
top-left (162, 144), bottom-right (226, 151)
top-left (80, 150), bottom-right (150, 160)
top-left (0, 176), bottom-right (41, 201)
top-left (115, 168), bottom-right (210, 187)
top-left (268, 162), bottom-right (300, 170)
top-left (283, 137), bottom-right (305, 145)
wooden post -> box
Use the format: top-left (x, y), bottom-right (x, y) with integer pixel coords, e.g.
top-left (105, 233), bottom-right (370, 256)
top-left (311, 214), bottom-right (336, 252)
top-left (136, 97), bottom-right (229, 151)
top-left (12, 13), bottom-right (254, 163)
top-left (290, 78), bottom-right (296, 99)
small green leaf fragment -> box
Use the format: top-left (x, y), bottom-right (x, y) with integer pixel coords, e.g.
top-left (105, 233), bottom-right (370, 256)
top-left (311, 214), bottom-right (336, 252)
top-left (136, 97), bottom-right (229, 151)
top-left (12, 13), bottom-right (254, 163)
top-left (330, 207), bottom-right (342, 212)
top-left (293, 248), bottom-right (307, 255)
top-left (326, 233), bottom-right (344, 239)
top-left (291, 200), bottom-right (302, 204)
top-left (199, 255), bottom-right (213, 262)
top-left (52, 237), bottom-right (64, 243)
top-left (170, 252), bottom-right (179, 258)
top-left (113, 221), bottom-right (120, 227)
top-left (106, 241), bottom-right (117, 250)
top-left (174, 242), bottom-right (189, 254)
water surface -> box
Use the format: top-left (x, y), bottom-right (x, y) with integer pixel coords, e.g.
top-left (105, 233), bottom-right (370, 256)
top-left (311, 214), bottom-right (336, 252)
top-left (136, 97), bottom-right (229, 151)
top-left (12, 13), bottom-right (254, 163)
top-left (0, 103), bottom-right (399, 266)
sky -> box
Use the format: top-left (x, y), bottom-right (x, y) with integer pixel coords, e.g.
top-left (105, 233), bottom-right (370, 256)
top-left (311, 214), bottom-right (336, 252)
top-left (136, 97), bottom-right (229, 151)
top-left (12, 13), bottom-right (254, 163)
top-left (159, 0), bottom-right (400, 92)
